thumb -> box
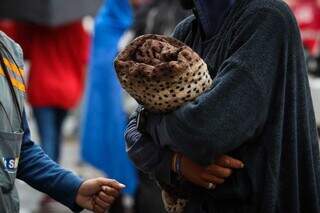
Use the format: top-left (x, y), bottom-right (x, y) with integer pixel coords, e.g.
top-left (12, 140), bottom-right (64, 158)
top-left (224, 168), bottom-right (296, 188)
top-left (96, 178), bottom-right (126, 190)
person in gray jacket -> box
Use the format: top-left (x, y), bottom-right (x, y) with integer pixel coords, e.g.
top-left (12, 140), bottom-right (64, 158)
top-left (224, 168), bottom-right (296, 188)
top-left (0, 31), bottom-right (124, 213)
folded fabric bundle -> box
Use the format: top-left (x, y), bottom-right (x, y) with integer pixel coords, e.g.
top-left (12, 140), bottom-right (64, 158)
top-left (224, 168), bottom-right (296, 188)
top-left (114, 34), bottom-right (213, 113)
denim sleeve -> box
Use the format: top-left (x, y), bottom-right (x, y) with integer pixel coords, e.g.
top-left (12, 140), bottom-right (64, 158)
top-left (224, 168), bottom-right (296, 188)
top-left (17, 112), bottom-right (83, 212)
top-left (125, 111), bottom-right (175, 185)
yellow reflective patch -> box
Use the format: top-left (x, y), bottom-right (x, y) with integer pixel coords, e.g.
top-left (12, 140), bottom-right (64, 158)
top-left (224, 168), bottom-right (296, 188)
top-left (10, 77), bottom-right (26, 92)
top-left (3, 58), bottom-right (24, 76)
top-left (0, 67), bottom-right (26, 92)
top-left (14, 157), bottom-right (20, 168)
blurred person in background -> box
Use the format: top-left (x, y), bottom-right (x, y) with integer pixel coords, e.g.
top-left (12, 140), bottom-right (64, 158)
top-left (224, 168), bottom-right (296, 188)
top-left (0, 20), bottom-right (16, 39)
top-left (80, 0), bottom-right (137, 212)
top-left (285, 0), bottom-right (320, 77)
top-left (287, 0), bottom-right (320, 55)
top-left (126, 0), bottom-right (320, 212)
top-left (0, 26), bottom-right (124, 213)
top-left (11, 20), bottom-right (90, 205)
top-left (131, 0), bottom-right (190, 37)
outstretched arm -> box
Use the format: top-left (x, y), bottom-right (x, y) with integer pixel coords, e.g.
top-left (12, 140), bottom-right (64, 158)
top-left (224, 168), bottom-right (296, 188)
top-left (17, 112), bottom-right (124, 212)
top-left (17, 112), bottom-right (84, 211)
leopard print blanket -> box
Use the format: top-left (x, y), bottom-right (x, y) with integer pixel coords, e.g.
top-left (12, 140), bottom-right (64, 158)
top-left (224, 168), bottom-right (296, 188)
top-left (114, 34), bottom-right (212, 113)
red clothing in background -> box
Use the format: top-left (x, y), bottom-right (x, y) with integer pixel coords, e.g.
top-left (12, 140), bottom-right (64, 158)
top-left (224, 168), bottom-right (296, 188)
top-left (16, 21), bottom-right (90, 109)
top-left (0, 20), bottom-right (18, 39)
top-left (291, 1), bottom-right (320, 55)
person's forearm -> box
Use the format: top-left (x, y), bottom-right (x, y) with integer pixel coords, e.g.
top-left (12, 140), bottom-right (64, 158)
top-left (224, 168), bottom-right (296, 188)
top-left (18, 143), bottom-right (84, 212)
top-left (17, 113), bottom-right (83, 212)
top-left (146, 68), bottom-right (268, 165)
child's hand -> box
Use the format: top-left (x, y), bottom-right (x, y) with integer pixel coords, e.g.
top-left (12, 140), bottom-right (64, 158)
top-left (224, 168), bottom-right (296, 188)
top-left (75, 178), bottom-right (125, 213)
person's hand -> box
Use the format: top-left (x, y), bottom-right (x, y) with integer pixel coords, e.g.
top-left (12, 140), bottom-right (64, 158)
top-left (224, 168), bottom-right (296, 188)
top-left (75, 178), bottom-right (125, 213)
top-left (175, 154), bottom-right (244, 190)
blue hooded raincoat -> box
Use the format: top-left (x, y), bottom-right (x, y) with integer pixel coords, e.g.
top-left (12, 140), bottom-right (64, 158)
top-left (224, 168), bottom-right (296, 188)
top-left (81, 0), bottom-right (137, 196)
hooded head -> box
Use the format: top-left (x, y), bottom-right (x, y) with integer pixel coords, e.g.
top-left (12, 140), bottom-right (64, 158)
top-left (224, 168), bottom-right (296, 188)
top-left (178, 0), bottom-right (235, 39)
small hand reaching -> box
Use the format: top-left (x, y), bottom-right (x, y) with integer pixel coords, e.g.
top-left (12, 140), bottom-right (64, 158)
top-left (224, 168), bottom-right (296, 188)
top-left (75, 178), bottom-right (125, 213)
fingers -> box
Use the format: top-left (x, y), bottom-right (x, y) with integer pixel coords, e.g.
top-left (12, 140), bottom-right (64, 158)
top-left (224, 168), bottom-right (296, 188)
top-left (102, 186), bottom-right (119, 198)
top-left (201, 173), bottom-right (225, 185)
top-left (93, 201), bottom-right (106, 213)
top-left (93, 191), bottom-right (117, 213)
top-left (206, 164), bottom-right (232, 178)
top-left (96, 178), bottom-right (126, 190)
top-left (98, 191), bottom-right (115, 203)
top-left (194, 175), bottom-right (216, 190)
top-left (215, 155), bottom-right (244, 169)
top-left (95, 195), bottom-right (111, 209)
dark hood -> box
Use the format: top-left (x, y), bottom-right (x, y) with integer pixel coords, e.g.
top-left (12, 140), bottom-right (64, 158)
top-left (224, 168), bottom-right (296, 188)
top-left (193, 0), bottom-right (235, 38)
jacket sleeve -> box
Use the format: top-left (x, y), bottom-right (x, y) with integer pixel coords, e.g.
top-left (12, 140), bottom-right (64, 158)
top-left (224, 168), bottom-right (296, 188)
top-left (146, 9), bottom-right (290, 164)
top-left (125, 110), bottom-right (175, 185)
top-left (17, 112), bottom-right (83, 212)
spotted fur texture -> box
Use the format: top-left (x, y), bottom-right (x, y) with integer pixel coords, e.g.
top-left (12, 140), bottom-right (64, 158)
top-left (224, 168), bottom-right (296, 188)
top-left (161, 190), bottom-right (187, 213)
top-left (114, 34), bottom-right (213, 113)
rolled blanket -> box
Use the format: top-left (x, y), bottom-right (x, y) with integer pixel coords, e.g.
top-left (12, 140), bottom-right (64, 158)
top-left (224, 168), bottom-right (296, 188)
top-left (114, 34), bottom-right (213, 113)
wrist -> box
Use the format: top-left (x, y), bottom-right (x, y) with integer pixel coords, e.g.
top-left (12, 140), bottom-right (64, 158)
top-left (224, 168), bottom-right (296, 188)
top-left (171, 153), bottom-right (183, 177)
top-left (171, 153), bottom-right (178, 172)
top-left (75, 182), bottom-right (84, 207)
top-left (74, 181), bottom-right (86, 211)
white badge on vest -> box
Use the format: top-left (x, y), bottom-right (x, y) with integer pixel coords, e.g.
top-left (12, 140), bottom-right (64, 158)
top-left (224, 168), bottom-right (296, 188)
top-left (2, 157), bottom-right (19, 173)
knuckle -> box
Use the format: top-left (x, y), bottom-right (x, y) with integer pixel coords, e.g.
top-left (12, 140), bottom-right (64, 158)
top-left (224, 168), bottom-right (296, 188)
top-left (200, 172), bottom-right (207, 179)
top-left (106, 187), bottom-right (113, 193)
top-left (209, 166), bottom-right (220, 174)
top-left (102, 202), bottom-right (109, 208)
top-left (110, 179), bottom-right (117, 183)
top-left (109, 196), bottom-right (115, 203)
top-left (223, 159), bottom-right (231, 167)
top-left (208, 165), bottom-right (217, 172)
top-left (224, 169), bottom-right (232, 177)
top-left (97, 177), bottom-right (104, 182)
top-left (228, 158), bottom-right (238, 165)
